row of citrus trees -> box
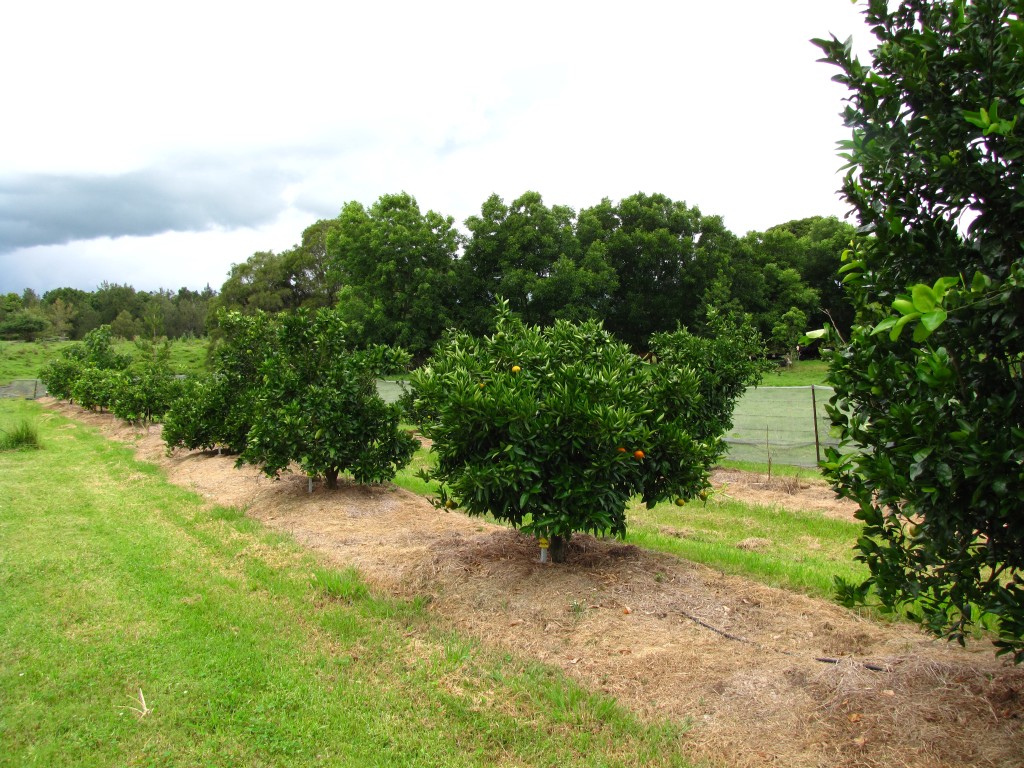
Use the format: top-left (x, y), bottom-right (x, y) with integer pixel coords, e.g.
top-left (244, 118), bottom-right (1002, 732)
top-left (40, 303), bottom-right (770, 563)
top-left (38, 326), bottom-right (183, 425)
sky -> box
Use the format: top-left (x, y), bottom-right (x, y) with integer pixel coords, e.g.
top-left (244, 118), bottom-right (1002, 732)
top-left (0, 0), bottom-right (873, 296)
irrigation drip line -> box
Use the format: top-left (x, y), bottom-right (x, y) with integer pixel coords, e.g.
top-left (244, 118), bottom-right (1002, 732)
top-left (677, 608), bottom-right (889, 672)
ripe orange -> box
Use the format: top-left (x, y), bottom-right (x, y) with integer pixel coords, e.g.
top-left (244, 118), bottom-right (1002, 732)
top-left (616, 447), bottom-right (626, 453)
top-left (633, 450), bottom-right (645, 460)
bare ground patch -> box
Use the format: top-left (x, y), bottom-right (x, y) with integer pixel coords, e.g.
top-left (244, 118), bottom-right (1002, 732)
top-left (43, 399), bottom-right (1024, 768)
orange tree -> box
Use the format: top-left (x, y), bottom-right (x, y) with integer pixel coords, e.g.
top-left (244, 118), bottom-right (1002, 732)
top-left (163, 310), bottom-right (275, 454)
top-left (409, 302), bottom-right (764, 562)
top-left (39, 325), bottom-right (130, 402)
top-left (239, 308), bottom-right (418, 488)
top-left (163, 308), bottom-right (416, 489)
top-left (815, 0), bottom-right (1024, 660)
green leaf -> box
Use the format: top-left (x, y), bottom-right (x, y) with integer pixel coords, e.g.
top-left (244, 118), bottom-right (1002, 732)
top-left (911, 284), bottom-right (937, 313)
top-left (889, 312), bottom-right (920, 341)
top-left (919, 308), bottom-right (947, 333)
top-left (962, 108), bottom-right (987, 129)
top-left (932, 276), bottom-right (959, 300)
top-left (892, 298), bottom-right (916, 315)
top-left (871, 316), bottom-right (898, 335)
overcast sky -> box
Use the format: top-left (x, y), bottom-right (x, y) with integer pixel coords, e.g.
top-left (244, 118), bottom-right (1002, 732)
top-left (0, 0), bottom-right (872, 296)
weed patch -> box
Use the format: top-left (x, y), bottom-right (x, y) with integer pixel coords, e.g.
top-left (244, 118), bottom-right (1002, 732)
top-left (0, 418), bottom-right (41, 451)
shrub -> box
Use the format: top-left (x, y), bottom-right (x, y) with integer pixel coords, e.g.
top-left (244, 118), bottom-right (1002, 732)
top-left (648, 309), bottom-right (773, 442)
top-left (109, 340), bottom-right (183, 425)
top-left (162, 376), bottom-right (231, 453)
top-left (206, 310), bottom-right (276, 454)
top-left (39, 357), bottom-right (84, 401)
top-left (39, 325), bottom-right (130, 402)
top-left (109, 368), bottom-right (183, 425)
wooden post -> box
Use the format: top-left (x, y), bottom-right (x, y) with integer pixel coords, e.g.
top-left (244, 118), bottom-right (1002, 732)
top-left (811, 385), bottom-right (821, 465)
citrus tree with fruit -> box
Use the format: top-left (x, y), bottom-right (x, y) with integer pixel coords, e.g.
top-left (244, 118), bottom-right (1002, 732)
top-left (409, 301), bottom-right (765, 562)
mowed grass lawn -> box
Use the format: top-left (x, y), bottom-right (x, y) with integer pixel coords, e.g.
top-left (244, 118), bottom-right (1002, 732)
top-left (0, 399), bottom-right (692, 768)
top-left (0, 338), bottom-right (209, 385)
top-left (624, 495), bottom-right (866, 598)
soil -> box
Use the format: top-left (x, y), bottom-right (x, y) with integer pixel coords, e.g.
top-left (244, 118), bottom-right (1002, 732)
top-left (42, 399), bottom-right (1024, 768)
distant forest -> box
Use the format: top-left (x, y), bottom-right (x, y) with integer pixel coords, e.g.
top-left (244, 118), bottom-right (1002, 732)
top-left (1, 191), bottom-right (855, 358)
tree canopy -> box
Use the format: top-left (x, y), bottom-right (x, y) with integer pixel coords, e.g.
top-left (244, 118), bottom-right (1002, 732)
top-left (815, 0), bottom-right (1024, 660)
top-left (409, 300), bottom-right (769, 563)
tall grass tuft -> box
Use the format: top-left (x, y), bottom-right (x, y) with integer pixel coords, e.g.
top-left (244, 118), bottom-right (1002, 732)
top-left (0, 419), bottom-right (41, 451)
top-left (311, 566), bottom-right (370, 602)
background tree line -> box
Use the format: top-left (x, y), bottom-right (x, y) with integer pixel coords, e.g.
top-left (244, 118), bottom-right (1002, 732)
top-left (213, 191), bottom-right (855, 359)
top-left (4, 191), bottom-right (854, 356)
top-left (0, 284), bottom-right (216, 342)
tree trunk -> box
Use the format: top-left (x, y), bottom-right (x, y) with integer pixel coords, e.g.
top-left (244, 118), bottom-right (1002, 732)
top-left (324, 468), bottom-right (339, 489)
top-left (549, 533), bottom-right (571, 563)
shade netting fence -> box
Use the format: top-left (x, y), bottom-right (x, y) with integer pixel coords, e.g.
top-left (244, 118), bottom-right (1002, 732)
top-left (0, 379), bottom-right (46, 400)
top-left (724, 385), bottom-right (838, 468)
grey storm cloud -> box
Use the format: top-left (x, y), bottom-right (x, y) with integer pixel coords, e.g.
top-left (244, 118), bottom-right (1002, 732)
top-left (0, 163), bottom-right (297, 253)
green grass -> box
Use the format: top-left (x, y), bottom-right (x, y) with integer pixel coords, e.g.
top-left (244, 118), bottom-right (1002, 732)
top-left (0, 398), bottom-right (695, 768)
top-left (624, 494), bottom-right (866, 598)
top-left (392, 436), bottom-right (439, 496)
top-left (0, 340), bottom-right (74, 384)
top-left (717, 458), bottom-right (821, 478)
top-left (760, 359), bottom-right (829, 386)
top-left (0, 338), bottom-right (209, 385)
top-left (161, 337), bottom-right (209, 376)
top-left (311, 566), bottom-right (371, 602)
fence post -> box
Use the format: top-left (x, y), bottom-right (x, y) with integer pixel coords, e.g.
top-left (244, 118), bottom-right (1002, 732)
top-left (811, 385), bottom-right (821, 465)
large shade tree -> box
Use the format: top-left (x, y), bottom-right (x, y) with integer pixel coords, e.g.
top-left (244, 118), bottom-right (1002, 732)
top-left (577, 193), bottom-right (736, 348)
top-left (815, 0), bottom-right (1024, 660)
top-left (328, 192), bottom-right (461, 359)
top-left (455, 191), bottom-right (616, 334)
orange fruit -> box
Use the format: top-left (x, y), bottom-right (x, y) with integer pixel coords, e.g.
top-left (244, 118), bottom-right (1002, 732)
top-left (511, 365), bottom-right (521, 373)
top-left (674, 498), bottom-right (685, 507)
top-left (633, 450), bottom-right (645, 460)
top-left (616, 447), bottom-right (626, 453)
